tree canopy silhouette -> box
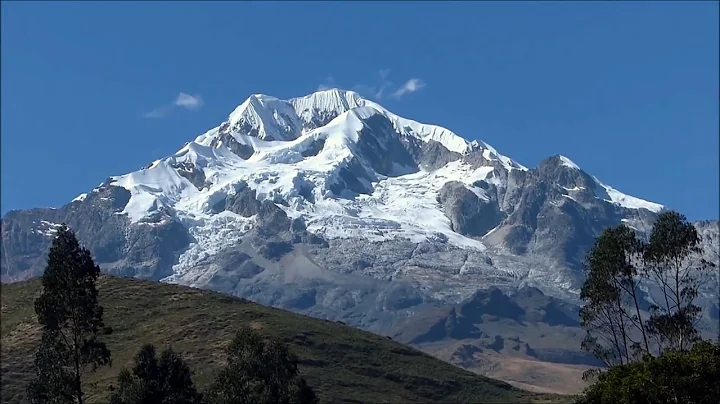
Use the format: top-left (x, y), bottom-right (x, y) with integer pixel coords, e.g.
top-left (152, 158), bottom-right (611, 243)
top-left (27, 225), bottom-right (112, 404)
top-left (109, 344), bottom-right (202, 404)
top-left (204, 326), bottom-right (318, 404)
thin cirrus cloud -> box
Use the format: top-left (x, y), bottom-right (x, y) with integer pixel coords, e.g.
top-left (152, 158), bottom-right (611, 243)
top-left (391, 78), bottom-right (426, 99)
top-left (144, 92), bottom-right (204, 118)
top-left (317, 70), bottom-right (426, 101)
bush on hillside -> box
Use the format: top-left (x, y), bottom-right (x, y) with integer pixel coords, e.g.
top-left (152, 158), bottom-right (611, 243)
top-left (109, 344), bottom-right (202, 404)
top-left (204, 326), bottom-right (318, 404)
top-left (576, 340), bottom-right (720, 404)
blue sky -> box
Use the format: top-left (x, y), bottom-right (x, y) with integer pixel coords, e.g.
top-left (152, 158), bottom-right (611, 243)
top-left (1, 1), bottom-right (718, 221)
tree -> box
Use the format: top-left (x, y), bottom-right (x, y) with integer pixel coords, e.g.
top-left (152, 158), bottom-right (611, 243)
top-left (27, 225), bottom-right (112, 404)
top-left (579, 211), bottom-right (714, 373)
top-left (642, 211), bottom-right (714, 353)
top-left (579, 225), bottom-right (648, 369)
top-left (109, 344), bottom-right (201, 404)
top-left (204, 327), bottom-right (318, 404)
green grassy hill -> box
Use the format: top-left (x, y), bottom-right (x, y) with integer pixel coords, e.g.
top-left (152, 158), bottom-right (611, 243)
top-left (1, 275), bottom-right (567, 403)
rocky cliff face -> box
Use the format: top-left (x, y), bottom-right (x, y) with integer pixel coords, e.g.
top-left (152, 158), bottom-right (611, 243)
top-left (1, 184), bottom-right (191, 282)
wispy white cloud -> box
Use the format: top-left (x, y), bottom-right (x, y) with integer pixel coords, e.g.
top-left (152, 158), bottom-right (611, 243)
top-left (317, 70), bottom-right (426, 101)
top-left (144, 92), bottom-right (204, 118)
top-left (143, 106), bottom-right (172, 119)
top-left (174, 93), bottom-right (203, 110)
top-left (392, 78), bottom-right (426, 99)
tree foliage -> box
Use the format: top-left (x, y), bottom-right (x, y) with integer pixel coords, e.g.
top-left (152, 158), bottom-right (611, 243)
top-left (204, 327), bottom-right (318, 404)
top-left (109, 344), bottom-right (202, 404)
top-left (579, 211), bottom-right (714, 370)
top-left (642, 212), bottom-right (711, 352)
top-left (27, 225), bottom-right (112, 404)
top-left (579, 225), bottom-right (648, 368)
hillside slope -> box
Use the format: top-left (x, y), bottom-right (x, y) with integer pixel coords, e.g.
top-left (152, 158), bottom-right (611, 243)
top-left (0, 275), bottom-right (564, 404)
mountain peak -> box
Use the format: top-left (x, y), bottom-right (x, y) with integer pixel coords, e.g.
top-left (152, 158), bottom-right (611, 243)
top-left (557, 155), bottom-right (580, 170)
top-left (289, 88), bottom-right (366, 119)
top-left (541, 155), bottom-right (581, 171)
top-left (303, 87), bottom-right (363, 99)
top-left (80, 89), bottom-right (666, 249)
top-left (222, 89), bottom-right (368, 142)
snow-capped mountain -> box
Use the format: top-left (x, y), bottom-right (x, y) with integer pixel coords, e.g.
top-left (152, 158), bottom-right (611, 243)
top-left (2, 89), bottom-right (717, 390)
top-left (4, 86), bottom-right (713, 294)
top-left (1, 88), bottom-right (704, 289)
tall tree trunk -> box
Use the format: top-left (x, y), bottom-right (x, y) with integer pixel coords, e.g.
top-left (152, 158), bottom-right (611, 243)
top-left (674, 256), bottom-right (684, 351)
top-left (629, 280), bottom-right (651, 356)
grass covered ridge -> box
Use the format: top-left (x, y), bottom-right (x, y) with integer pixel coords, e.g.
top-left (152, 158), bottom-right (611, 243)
top-left (1, 275), bottom-right (566, 403)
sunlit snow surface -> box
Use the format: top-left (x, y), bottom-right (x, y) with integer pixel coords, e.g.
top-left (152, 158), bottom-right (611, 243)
top-left (593, 177), bottom-right (664, 212)
top-left (306, 161), bottom-right (494, 251)
top-left (105, 89), bottom-right (663, 266)
top-left (558, 155), bottom-right (581, 170)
